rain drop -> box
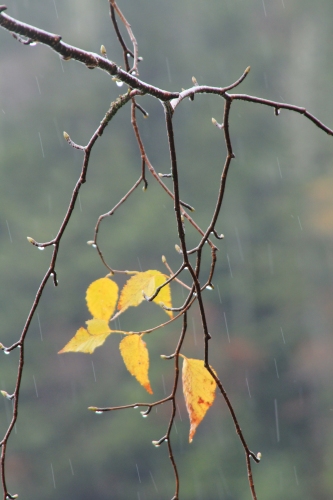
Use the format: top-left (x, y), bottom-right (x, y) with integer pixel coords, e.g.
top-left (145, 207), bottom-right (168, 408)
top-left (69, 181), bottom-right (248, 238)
top-left (37, 246), bottom-right (45, 251)
top-left (116, 80), bottom-right (124, 87)
top-left (95, 411), bottom-right (103, 414)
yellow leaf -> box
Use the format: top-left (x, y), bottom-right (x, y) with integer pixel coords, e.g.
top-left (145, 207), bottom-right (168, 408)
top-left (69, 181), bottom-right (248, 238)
top-left (119, 334), bottom-right (153, 394)
top-left (182, 357), bottom-right (217, 442)
top-left (117, 270), bottom-right (173, 318)
top-left (58, 319), bottom-right (112, 354)
top-left (86, 277), bottom-right (119, 321)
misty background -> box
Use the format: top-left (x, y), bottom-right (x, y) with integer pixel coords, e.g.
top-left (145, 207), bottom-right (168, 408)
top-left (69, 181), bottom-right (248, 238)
top-left (1, 0), bottom-right (333, 499)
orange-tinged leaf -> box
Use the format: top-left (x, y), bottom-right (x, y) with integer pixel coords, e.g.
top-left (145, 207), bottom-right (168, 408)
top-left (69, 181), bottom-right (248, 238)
top-left (117, 270), bottom-right (173, 318)
top-left (58, 319), bottom-right (112, 354)
top-left (182, 357), bottom-right (217, 442)
top-left (119, 334), bottom-right (153, 394)
top-left (86, 277), bottom-right (118, 321)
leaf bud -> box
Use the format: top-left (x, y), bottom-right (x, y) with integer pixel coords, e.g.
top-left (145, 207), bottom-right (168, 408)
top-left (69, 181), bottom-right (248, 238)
top-left (0, 343), bottom-right (4, 350)
top-left (256, 452), bottom-right (262, 461)
top-left (152, 441), bottom-right (160, 447)
top-left (1, 390), bottom-right (13, 400)
top-left (175, 244), bottom-right (181, 254)
top-left (87, 240), bottom-right (95, 246)
top-left (88, 406), bottom-right (98, 411)
top-left (192, 76), bottom-right (198, 86)
top-left (211, 117), bottom-right (217, 125)
top-left (100, 45), bottom-right (107, 56)
top-left (27, 236), bottom-right (36, 245)
top-left (63, 131), bottom-right (70, 140)
top-left (160, 354), bottom-right (168, 359)
top-left (161, 255), bottom-right (166, 263)
top-left (245, 65), bottom-right (251, 74)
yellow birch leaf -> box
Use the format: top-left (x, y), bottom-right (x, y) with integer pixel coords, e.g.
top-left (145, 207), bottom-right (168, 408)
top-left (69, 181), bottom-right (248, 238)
top-left (117, 270), bottom-right (173, 318)
top-left (119, 334), bottom-right (153, 394)
top-left (58, 319), bottom-right (112, 354)
top-left (86, 277), bottom-right (119, 321)
top-left (182, 357), bottom-right (217, 442)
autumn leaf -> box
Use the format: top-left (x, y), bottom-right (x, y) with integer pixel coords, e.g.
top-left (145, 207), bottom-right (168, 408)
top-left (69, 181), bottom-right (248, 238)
top-left (182, 357), bottom-right (217, 442)
top-left (117, 270), bottom-right (173, 318)
top-left (58, 319), bottom-right (112, 354)
top-left (86, 276), bottom-right (119, 321)
top-left (119, 334), bottom-right (153, 394)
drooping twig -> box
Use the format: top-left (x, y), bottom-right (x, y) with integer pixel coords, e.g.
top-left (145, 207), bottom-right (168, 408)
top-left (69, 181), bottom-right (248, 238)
top-left (1, 4), bottom-right (333, 500)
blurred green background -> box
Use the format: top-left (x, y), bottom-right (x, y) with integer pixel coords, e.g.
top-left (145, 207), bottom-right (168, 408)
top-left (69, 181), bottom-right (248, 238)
top-left (1, 0), bottom-right (333, 499)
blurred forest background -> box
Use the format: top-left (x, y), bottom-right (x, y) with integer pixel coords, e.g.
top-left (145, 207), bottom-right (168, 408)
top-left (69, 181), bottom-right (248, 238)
top-left (1, 0), bottom-right (333, 499)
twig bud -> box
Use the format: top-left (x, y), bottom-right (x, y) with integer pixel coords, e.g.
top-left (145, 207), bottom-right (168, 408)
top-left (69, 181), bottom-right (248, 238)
top-left (245, 66), bottom-right (251, 74)
top-left (27, 236), bottom-right (36, 245)
top-left (88, 406), bottom-right (98, 411)
top-left (192, 76), bottom-right (198, 86)
top-left (212, 118), bottom-right (224, 129)
top-left (256, 452), bottom-right (262, 461)
top-left (161, 255), bottom-right (166, 263)
top-left (100, 45), bottom-right (107, 56)
top-left (1, 390), bottom-right (13, 400)
top-left (175, 244), bottom-right (182, 254)
top-left (63, 131), bottom-right (70, 141)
